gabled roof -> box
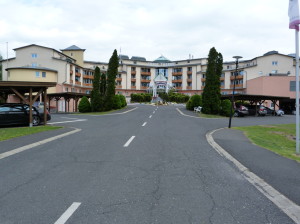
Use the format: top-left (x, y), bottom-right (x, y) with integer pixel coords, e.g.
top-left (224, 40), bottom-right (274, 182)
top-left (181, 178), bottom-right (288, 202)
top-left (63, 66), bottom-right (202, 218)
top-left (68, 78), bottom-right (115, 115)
top-left (131, 56), bottom-right (146, 61)
top-left (61, 45), bottom-right (85, 51)
top-left (153, 55), bottom-right (171, 63)
top-left (13, 44), bottom-right (74, 60)
top-left (154, 73), bottom-right (167, 82)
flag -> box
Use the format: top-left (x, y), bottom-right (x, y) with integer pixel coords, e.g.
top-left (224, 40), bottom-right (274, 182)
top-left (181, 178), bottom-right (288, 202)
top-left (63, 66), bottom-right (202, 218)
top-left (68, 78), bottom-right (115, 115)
top-left (289, 0), bottom-right (300, 30)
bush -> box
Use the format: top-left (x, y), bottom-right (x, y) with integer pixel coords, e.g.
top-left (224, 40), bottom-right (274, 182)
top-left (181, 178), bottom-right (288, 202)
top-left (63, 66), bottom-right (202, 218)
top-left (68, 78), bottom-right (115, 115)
top-left (131, 93), bottom-right (152, 103)
top-left (112, 95), bottom-right (122, 109)
top-left (186, 94), bottom-right (202, 110)
top-left (78, 96), bottom-right (91, 113)
top-left (118, 94), bottom-right (127, 107)
top-left (220, 99), bottom-right (232, 117)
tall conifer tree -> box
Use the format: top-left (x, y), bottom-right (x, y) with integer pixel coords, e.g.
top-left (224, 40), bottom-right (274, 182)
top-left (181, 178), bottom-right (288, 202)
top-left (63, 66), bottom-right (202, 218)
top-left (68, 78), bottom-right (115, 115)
top-left (202, 47), bottom-right (223, 114)
top-left (99, 72), bottom-right (107, 110)
top-left (105, 49), bottom-right (119, 110)
top-left (91, 66), bottom-right (102, 112)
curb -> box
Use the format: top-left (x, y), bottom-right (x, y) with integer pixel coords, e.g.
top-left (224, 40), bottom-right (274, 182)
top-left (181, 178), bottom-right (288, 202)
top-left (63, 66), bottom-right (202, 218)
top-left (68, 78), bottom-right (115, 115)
top-left (206, 128), bottom-right (300, 224)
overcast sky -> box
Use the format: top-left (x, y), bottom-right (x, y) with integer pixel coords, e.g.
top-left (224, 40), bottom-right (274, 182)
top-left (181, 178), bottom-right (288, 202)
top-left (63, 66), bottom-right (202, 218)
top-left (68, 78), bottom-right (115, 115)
top-left (0, 0), bottom-right (296, 63)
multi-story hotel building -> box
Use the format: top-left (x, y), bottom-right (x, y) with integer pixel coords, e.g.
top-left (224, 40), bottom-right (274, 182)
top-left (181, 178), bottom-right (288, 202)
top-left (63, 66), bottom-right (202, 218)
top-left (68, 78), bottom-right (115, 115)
top-left (1, 44), bottom-right (297, 111)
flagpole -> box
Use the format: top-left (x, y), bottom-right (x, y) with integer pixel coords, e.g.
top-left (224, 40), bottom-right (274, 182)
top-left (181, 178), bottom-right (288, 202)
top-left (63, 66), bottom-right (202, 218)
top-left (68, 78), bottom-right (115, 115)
top-left (296, 29), bottom-right (300, 154)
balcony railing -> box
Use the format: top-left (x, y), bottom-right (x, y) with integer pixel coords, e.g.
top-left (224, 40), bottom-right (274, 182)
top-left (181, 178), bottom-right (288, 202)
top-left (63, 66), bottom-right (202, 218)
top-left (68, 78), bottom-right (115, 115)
top-left (230, 84), bottom-right (244, 89)
top-left (75, 72), bottom-right (81, 77)
top-left (230, 75), bottom-right (243, 80)
top-left (172, 72), bottom-right (183, 76)
top-left (140, 86), bottom-right (149, 89)
top-left (141, 79), bottom-right (151, 83)
top-left (116, 77), bottom-right (122, 81)
top-left (131, 71), bottom-right (136, 74)
top-left (83, 83), bottom-right (93, 87)
top-left (141, 72), bottom-right (151, 76)
top-left (75, 81), bottom-right (81, 85)
top-left (172, 80), bottom-right (182, 83)
top-left (201, 78), bottom-right (206, 82)
top-left (116, 85), bottom-right (122, 89)
top-left (186, 86), bottom-right (192, 90)
top-left (83, 75), bottom-right (94, 79)
top-left (187, 79), bottom-right (192, 82)
top-left (187, 71), bottom-right (192, 75)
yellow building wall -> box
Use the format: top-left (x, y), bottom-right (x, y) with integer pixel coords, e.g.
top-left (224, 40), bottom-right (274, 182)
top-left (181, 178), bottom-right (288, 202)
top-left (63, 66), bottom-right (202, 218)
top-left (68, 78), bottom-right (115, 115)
top-left (8, 69), bottom-right (57, 83)
top-left (62, 50), bottom-right (84, 67)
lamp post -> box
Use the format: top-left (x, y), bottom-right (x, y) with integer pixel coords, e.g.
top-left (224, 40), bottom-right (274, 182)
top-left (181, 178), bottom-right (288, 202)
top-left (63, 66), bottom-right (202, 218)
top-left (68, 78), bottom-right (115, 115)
top-left (228, 56), bottom-right (242, 128)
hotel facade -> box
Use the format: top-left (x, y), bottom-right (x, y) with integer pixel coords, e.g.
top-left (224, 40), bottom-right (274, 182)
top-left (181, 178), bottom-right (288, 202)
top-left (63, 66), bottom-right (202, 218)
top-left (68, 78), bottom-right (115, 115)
top-left (1, 44), bottom-right (297, 111)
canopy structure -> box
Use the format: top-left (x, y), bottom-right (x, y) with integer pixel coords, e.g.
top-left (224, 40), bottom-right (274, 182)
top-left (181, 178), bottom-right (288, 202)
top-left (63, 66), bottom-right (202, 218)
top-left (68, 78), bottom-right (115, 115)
top-left (47, 92), bottom-right (90, 113)
top-left (0, 81), bottom-right (57, 126)
top-left (149, 73), bottom-right (173, 97)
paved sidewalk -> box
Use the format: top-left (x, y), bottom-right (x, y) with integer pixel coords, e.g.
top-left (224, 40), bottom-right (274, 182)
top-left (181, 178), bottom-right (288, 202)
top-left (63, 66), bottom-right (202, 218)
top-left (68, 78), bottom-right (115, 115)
top-left (212, 128), bottom-right (300, 206)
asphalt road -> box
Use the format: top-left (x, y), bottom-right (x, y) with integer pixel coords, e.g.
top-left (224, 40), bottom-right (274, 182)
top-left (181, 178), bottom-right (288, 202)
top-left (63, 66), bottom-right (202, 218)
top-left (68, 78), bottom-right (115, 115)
top-left (0, 105), bottom-right (296, 224)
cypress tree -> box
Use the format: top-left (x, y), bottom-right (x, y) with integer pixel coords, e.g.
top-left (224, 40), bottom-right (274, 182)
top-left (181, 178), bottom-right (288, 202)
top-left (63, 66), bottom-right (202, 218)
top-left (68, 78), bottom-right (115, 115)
top-left (104, 49), bottom-right (119, 110)
top-left (99, 72), bottom-right (107, 110)
top-left (91, 66), bottom-right (102, 112)
top-left (202, 47), bottom-right (223, 114)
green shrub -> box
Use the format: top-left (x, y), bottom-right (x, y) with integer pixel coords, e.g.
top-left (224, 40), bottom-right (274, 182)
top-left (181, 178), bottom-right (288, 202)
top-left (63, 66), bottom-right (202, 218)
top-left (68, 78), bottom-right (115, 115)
top-left (118, 94), bottom-right (127, 107)
top-left (131, 93), bottom-right (151, 102)
top-left (78, 96), bottom-right (91, 113)
top-left (112, 95), bottom-right (122, 109)
top-left (186, 94), bottom-right (202, 110)
top-left (220, 99), bottom-right (232, 117)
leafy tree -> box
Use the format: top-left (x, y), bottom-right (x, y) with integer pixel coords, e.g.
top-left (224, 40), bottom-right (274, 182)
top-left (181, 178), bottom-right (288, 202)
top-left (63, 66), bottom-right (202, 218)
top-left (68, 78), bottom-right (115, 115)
top-left (202, 47), bottom-right (223, 114)
top-left (91, 66), bottom-right (102, 112)
top-left (119, 94), bottom-right (127, 107)
top-left (112, 95), bottom-right (122, 109)
top-left (78, 96), bottom-right (91, 113)
top-left (99, 72), bottom-right (107, 110)
top-left (105, 49), bottom-right (119, 110)
top-left (220, 99), bottom-right (231, 117)
top-left (186, 94), bottom-right (202, 110)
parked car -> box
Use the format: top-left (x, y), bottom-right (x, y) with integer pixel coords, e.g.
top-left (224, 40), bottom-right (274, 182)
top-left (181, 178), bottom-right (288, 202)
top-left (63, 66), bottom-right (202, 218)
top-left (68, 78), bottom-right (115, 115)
top-left (234, 105), bottom-right (249, 117)
top-left (247, 105), bottom-right (267, 116)
top-left (0, 103), bottom-right (51, 127)
top-left (265, 107), bottom-right (285, 116)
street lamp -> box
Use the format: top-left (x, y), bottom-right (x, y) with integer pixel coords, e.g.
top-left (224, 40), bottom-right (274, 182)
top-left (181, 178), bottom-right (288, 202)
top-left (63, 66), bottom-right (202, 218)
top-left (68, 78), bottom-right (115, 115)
top-left (228, 56), bottom-right (242, 128)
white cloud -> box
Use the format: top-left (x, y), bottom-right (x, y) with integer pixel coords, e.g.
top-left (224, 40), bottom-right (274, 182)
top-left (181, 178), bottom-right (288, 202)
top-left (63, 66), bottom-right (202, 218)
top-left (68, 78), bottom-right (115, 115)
top-left (0, 0), bottom-right (296, 63)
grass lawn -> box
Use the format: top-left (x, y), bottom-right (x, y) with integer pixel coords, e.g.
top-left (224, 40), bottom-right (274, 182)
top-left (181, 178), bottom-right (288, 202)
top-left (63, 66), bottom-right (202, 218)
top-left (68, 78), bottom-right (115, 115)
top-left (0, 126), bottom-right (62, 142)
top-left (234, 124), bottom-right (300, 162)
top-left (198, 113), bottom-right (226, 118)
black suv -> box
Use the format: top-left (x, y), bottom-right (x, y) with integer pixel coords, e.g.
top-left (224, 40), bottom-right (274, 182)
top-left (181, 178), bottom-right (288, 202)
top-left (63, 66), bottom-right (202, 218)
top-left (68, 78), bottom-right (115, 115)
top-left (0, 103), bottom-right (51, 126)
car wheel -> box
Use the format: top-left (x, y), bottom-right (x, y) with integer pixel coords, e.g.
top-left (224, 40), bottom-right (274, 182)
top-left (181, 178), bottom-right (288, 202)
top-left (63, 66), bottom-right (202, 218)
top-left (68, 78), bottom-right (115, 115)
top-left (32, 115), bottom-right (40, 126)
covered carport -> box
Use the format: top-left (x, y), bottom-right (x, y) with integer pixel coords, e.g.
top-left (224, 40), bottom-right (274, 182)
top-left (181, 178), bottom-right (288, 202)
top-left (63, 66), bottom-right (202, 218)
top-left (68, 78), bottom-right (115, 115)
top-left (47, 92), bottom-right (90, 113)
top-left (221, 94), bottom-right (290, 116)
top-left (0, 81), bottom-right (56, 126)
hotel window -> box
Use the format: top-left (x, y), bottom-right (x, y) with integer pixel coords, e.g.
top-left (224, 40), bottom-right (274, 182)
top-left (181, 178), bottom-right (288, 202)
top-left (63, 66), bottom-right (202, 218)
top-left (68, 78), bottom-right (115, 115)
top-left (188, 74), bottom-right (192, 79)
top-left (65, 87), bottom-right (68, 92)
top-left (31, 53), bottom-right (37, 58)
top-left (202, 74), bottom-right (206, 78)
top-left (131, 67), bottom-right (136, 71)
top-left (202, 82), bottom-right (205, 86)
top-left (131, 74), bottom-right (136, 79)
top-left (131, 81), bottom-right (136, 86)
top-left (32, 63), bottom-right (37, 67)
top-left (187, 67), bottom-right (192, 72)
top-left (42, 72), bottom-right (46, 78)
top-left (187, 82), bottom-right (192, 86)
top-left (35, 71), bottom-right (40, 78)
top-left (272, 61), bottom-right (278, 65)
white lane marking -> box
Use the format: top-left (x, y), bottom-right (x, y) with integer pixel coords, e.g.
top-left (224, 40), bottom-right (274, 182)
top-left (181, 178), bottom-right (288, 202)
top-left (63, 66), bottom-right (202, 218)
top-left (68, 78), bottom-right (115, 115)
top-left (142, 122), bottom-right (147, 127)
top-left (176, 108), bottom-right (222, 119)
top-left (48, 119), bottom-right (87, 124)
top-left (153, 111), bottom-right (155, 114)
top-left (206, 128), bottom-right (300, 224)
top-left (54, 202), bottom-right (81, 224)
top-left (124, 136), bottom-right (135, 147)
top-left (91, 107), bottom-right (138, 116)
top-left (60, 117), bottom-right (79, 120)
top-left (0, 128), bottom-right (81, 160)
top-left (149, 115), bottom-right (152, 118)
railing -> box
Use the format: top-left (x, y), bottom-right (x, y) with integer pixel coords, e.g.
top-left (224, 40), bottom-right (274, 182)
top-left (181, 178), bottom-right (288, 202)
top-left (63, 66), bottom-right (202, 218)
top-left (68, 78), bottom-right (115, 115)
top-left (83, 75), bottom-right (94, 79)
top-left (83, 83), bottom-right (92, 86)
top-left (141, 79), bottom-right (151, 82)
top-left (187, 71), bottom-right (192, 75)
top-left (141, 72), bottom-right (151, 75)
top-left (116, 85), bottom-right (122, 89)
top-left (230, 84), bottom-right (244, 89)
top-left (201, 78), bottom-right (206, 82)
top-left (172, 80), bottom-right (182, 83)
top-left (187, 79), bottom-right (193, 82)
top-left (75, 81), bottom-right (81, 85)
top-left (131, 71), bottom-right (136, 74)
top-left (172, 72), bottom-right (183, 76)
top-left (186, 86), bottom-right (192, 90)
top-left (230, 75), bottom-right (244, 80)
top-left (116, 77), bottom-right (122, 81)
top-left (140, 86), bottom-right (148, 89)
top-left (75, 72), bottom-right (81, 77)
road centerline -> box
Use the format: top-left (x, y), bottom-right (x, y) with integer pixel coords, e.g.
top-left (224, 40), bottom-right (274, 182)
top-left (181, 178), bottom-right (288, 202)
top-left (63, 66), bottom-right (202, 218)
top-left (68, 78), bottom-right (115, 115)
top-left (124, 136), bottom-right (136, 147)
top-left (149, 115), bottom-right (152, 118)
top-left (142, 122), bottom-right (147, 127)
top-left (54, 202), bottom-right (81, 224)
